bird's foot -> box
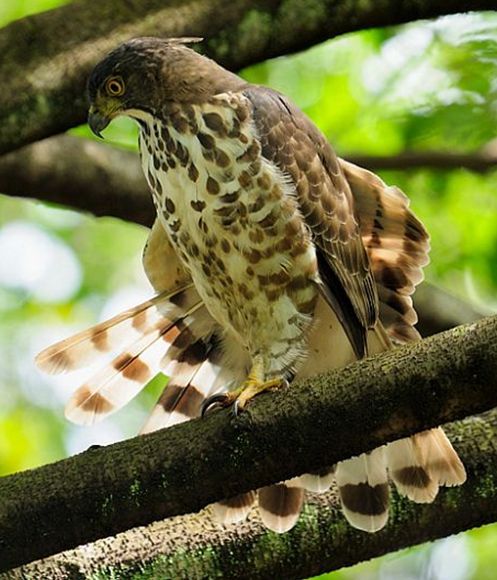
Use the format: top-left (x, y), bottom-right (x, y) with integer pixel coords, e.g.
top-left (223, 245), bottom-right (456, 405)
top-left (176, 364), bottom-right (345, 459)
top-left (201, 376), bottom-right (288, 417)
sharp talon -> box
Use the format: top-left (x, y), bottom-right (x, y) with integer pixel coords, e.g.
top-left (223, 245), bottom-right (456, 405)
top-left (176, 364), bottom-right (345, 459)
top-left (232, 399), bottom-right (240, 417)
top-left (201, 393), bottom-right (228, 417)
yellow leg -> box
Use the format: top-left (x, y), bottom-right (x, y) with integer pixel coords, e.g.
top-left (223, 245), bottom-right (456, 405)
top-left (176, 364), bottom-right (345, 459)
top-left (201, 355), bottom-right (287, 416)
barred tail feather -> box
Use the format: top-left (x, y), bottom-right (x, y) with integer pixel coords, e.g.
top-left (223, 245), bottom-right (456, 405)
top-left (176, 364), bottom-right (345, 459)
top-left (336, 448), bottom-right (389, 533)
top-left (35, 284), bottom-right (198, 374)
top-left (211, 492), bottom-right (257, 525)
top-left (294, 467), bottom-right (335, 494)
top-left (258, 483), bottom-right (305, 533)
top-left (386, 437), bottom-right (439, 503)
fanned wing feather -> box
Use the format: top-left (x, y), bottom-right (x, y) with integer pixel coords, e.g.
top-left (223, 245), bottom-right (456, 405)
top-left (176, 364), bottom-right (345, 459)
top-left (65, 301), bottom-right (208, 425)
top-left (35, 285), bottom-right (198, 374)
top-left (340, 159), bottom-right (430, 343)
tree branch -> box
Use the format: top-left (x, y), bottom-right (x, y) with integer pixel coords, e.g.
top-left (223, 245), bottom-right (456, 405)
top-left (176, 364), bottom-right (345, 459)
top-left (1, 0), bottom-right (496, 155)
top-left (347, 144), bottom-right (497, 173)
top-left (2, 315), bottom-right (497, 572)
top-left (8, 410), bottom-right (497, 580)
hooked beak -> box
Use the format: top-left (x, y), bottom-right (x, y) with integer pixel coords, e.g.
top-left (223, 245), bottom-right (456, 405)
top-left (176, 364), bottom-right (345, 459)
top-left (88, 107), bottom-right (111, 138)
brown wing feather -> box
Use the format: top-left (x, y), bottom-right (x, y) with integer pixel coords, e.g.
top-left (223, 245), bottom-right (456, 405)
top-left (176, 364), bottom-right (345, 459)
top-left (339, 159), bottom-right (430, 343)
top-left (245, 86), bottom-right (378, 357)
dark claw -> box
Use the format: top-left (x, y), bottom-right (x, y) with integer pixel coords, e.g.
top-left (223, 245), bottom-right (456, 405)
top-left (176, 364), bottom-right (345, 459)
top-left (232, 399), bottom-right (240, 417)
top-left (200, 392), bottom-right (230, 417)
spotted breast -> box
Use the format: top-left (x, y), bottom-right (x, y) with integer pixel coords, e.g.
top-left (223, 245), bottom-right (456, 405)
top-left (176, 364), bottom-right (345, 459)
top-left (138, 92), bottom-right (319, 377)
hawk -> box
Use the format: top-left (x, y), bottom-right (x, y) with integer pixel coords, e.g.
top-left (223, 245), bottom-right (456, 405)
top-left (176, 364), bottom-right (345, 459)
top-left (36, 37), bottom-right (466, 533)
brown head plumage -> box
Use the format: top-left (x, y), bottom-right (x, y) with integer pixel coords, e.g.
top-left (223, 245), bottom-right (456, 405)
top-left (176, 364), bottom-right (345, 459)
top-left (87, 37), bottom-right (245, 136)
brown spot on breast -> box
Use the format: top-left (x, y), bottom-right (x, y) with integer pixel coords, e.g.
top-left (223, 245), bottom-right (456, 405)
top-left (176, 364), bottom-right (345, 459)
top-left (188, 163), bottom-right (199, 182)
top-left (289, 239), bottom-right (308, 257)
top-left (238, 283), bottom-right (255, 300)
top-left (175, 142), bottom-right (189, 167)
top-left (203, 112), bottom-right (227, 134)
top-left (170, 219), bottom-right (181, 233)
top-left (191, 200), bottom-right (206, 212)
top-left (244, 248), bottom-right (262, 264)
top-left (288, 274), bottom-right (309, 291)
top-left (248, 229), bottom-right (264, 244)
top-left (171, 114), bottom-right (188, 133)
top-left (214, 148), bottom-right (230, 168)
top-left (165, 198), bottom-right (176, 214)
top-left (257, 173), bottom-right (272, 190)
top-left (238, 170), bottom-right (252, 188)
top-left (220, 191), bottom-right (240, 204)
top-left (235, 105), bottom-right (249, 123)
top-left (221, 239), bottom-right (231, 253)
top-left (248, 196), bottom-right (265, 213)
top-left (237, 141), bottom-right (260, 163)
top-left (258, 208), bottom-right (279, 229)
top-left (206, 177), bottom-right (220, 195)
top-left (265, 287), bottom-right (283, 301)
top-left (202, 263), bottom-right (211, 276)
top-left (198, 132), bottom-right (215, 149)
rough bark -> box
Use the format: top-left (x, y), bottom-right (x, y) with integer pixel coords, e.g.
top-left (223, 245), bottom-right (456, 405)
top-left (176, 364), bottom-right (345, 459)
top-left (2, 0), bottom-right (497, 155)
top-left (2, 315), bottom-right (497, 572)
top-left (7, 410), bottom-right (497, 580)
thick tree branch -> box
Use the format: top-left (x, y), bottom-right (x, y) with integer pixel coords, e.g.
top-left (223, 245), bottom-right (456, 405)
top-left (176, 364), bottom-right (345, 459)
top-left (2, 315), bottom-right (497, 572)
top-left (1, 0), bottom-right (496, 155)
top-left (8, 410), bottom-right (497, 580)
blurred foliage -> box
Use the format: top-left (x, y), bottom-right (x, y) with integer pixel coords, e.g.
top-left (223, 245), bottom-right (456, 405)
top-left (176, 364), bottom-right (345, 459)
top-left (1, 2), bottom-right (497, 579)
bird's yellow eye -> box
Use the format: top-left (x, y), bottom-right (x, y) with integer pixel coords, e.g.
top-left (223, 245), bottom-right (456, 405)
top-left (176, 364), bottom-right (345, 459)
top-left (105, 76), bottom-right (125, 97)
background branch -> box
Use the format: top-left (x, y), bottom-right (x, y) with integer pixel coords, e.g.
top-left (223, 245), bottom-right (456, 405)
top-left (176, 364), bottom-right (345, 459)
top-left (347, 143), bottom-right (497, 173)
top-left (2, 315), bottom-right (497, 572)
top-left (1, 0), bottom-right (496, 155)
top-left (8, 410), bottom-right (497, 580)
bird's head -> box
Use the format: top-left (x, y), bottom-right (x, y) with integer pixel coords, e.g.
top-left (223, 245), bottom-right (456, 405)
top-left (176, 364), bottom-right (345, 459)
top-left (87, 37), bottom-right (244, 137)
